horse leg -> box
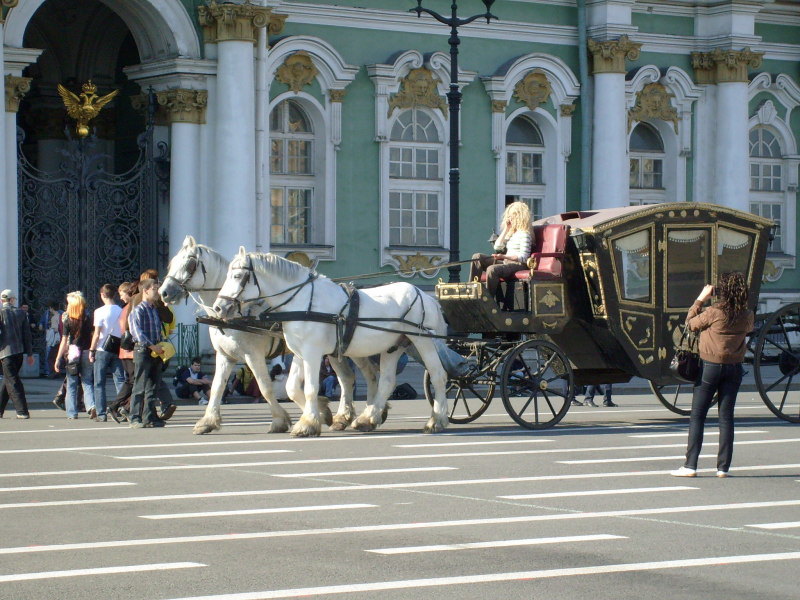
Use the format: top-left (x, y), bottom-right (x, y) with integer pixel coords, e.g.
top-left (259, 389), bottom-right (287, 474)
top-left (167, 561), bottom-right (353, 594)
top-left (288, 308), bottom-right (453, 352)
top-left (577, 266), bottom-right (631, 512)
top-left (328, 356), bottom-right (356, 430)
top-left (245, 352), bottom-right (291, 434)
top-left (353, 351), bottom-right (399, 432)
top-left (411, 338), bottom-right (449, 433)
top-left (285, 358), bottom-right (332, 427)
top-left (351, 356), bottom-right (387, 424)
top-left (290, 353), bottom-right (323, 438)
top-left (193, 351), bottom-right (233, 435)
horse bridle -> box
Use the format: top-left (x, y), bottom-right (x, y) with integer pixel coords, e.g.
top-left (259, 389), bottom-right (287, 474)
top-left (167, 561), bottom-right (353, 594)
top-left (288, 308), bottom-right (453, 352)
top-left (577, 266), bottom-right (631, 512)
top-left (163, 248), bottom-right (219, 294)
top-left (217, 255), bottom-right (316, 316)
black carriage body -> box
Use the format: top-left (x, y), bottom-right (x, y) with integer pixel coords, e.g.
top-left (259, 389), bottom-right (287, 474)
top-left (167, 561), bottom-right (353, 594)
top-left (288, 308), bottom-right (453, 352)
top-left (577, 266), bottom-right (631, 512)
top-left (437, 203), bottom-right (773, 386)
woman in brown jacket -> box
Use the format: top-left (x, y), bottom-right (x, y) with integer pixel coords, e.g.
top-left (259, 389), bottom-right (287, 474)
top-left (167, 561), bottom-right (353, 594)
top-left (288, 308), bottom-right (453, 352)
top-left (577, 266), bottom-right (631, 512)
top-left (671, 272), bottom-right (754, 478)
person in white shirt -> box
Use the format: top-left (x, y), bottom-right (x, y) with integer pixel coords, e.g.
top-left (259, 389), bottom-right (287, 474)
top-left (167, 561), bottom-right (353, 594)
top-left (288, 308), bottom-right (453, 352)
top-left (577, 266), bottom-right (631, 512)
top-left (469, 201), bottom-right (533, 301)
top-left (88, 284), bottom-right (125, 421)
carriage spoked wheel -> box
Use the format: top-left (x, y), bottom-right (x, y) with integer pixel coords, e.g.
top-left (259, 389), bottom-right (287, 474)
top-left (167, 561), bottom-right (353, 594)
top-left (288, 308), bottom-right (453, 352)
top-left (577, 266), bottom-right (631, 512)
top-left (753, 302), bottom-right (800, 423)
top-left (650, 381), bottom-right (718, 416)
top-left (423, 343), bottom-right (496, 424)
top-left (499, 339), bottom-right (574, 430)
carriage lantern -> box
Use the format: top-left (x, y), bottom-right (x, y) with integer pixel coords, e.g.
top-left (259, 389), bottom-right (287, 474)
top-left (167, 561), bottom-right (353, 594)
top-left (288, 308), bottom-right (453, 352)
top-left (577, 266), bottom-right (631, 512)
top-left (570, 228), bottom-right (589, 252)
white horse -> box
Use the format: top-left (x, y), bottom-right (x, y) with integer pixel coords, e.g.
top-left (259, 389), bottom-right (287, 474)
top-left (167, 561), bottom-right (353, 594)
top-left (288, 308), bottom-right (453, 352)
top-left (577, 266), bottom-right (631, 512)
top-left (212, 248), bottom-right (450, 435)
top-left (160, 236), bottom-right (376, 435)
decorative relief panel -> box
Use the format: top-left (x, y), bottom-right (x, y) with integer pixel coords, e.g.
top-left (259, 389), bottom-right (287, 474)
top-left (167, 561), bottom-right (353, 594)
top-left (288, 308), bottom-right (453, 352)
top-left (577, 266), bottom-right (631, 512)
top-left (533, 283), bottom-right (565, 318)
top-left (513, 70), bottom-right (552, 110)
top-left (628, 83), bottom-right (678, 134)
top-left (276, 52), bottom-right (318, 93)
top-left (620, 310), bottom-right (655, 351)
top-left (388, 68), bottom-right (447, 117)
top-left (394, 252), bottom-right (445, 279)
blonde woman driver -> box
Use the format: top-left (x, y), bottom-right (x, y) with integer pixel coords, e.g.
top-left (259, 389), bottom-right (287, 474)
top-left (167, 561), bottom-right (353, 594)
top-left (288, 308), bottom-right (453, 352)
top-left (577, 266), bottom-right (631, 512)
top-left (468, 201), bottom-right (533, 301)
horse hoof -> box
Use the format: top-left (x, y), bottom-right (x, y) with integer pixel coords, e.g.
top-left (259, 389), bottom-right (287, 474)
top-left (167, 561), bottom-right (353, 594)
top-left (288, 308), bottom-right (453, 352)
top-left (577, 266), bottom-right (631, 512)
top-left (290, 416), bottom-right (321, 437)
top-left (380, 405), bottom-right (390, 425)
top-left (352, 417), bottom-right (376, 432)
top-left (269, 421), bottom-right (290, 434)
top-left (422, 418), bottom-right (447, 434)
top-left (330, 416), bottom-right (348, 431)
top-left (320, 405), bottom-right (333, 427)
top-left (193, 423), bottom-right (214, 435)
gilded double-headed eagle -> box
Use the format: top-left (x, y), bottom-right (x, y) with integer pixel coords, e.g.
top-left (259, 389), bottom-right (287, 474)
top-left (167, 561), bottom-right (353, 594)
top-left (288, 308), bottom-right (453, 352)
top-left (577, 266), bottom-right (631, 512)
top-left (57, 80), bottom-right (119, 138)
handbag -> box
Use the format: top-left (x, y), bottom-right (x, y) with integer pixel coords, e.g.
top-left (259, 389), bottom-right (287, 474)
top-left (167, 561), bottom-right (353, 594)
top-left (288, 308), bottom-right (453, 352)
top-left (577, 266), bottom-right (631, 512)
top-left (120, 330), bottom-right (135, 351)
top-left (669, 325), bottom-right (701, 383)
top-left (101, 334), bottom-right (121, 354)
top-left (65, 357), bottom-right (81, 376)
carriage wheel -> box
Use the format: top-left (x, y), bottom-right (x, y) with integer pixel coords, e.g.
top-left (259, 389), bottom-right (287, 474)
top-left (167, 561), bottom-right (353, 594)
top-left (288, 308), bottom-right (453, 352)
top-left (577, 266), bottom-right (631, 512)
top-left (424, 368), bottom-right (494, 424)
top-left (499, 339), bottom-right (573, 430)
top-left (650, 381), bottom-right (717, 416)
top-left (753, 302), bottom-right (800, 423)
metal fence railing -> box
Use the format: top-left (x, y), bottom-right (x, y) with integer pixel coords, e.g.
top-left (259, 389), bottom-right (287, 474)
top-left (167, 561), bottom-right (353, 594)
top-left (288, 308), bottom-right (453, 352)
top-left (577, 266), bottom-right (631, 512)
top-left (173, 323), bottom-right (199, 366)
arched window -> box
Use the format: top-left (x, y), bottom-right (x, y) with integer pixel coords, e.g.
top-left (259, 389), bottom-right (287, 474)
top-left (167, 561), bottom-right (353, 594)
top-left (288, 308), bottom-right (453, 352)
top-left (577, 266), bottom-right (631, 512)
top-left (629, 123), bottom-right (665, 205)
top-left (387, 109), bottom-right (443, 246)
top-left (505, 116), bottom-right (544, 221)
top-left (749, 127), bottom-right (784, 252)
top-left (269, 99), bottom-right (316, 244)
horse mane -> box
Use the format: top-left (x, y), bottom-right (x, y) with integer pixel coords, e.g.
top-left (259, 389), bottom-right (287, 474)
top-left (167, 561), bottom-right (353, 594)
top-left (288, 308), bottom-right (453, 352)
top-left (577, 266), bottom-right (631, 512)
top-left (241, 252), bottom-right (322, 282)
top-left (195, 244), bottom-right (230, 276)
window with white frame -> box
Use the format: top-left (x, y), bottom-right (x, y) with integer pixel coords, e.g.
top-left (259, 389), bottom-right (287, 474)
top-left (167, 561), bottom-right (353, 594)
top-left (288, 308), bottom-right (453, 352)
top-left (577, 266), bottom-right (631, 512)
top-left (270, 99), bottom-right (316, 245)
top-left (629, 122), bottom-right (665, 205)
top-left (749, 127), bottom-right (785, 253)
top-left (505, 116), bottom-right (544, 219)
top-left (388, 109), bottom-right (443, 246)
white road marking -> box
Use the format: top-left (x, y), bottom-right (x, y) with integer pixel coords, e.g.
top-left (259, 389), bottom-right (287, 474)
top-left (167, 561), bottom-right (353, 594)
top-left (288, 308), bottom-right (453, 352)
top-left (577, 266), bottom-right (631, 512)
top-left (273, 467), bottom-right (457, 477)
top-left (630, 430), bottom-right (768, 438)
top-left (746, 522), bottom-right (800, 530)
top-left (394, 440), bottom-right (553, 448)
top-left (0, 562), bottom-right (203, 583)
top-left (0, 440), bottom-right (298, 454)
top-left (559, 455), bottom-right (714, 465)
top-left (499, 486), bottom-right (697, 500)
top-left (366, 534), bottom-right (626, 554)
top-left (141, 503), bottom-right (376, 520)
top-left (116, 449), bottom-right (292, 460)
top-left (163, 552), bottom-right (800, 599)
top-left (2, 497), bottom-right (799, 556)
top-left (1, 441), bottom-right (798, 479)
top-left (0, 481), bottom-right (135, 493)
top-left (1, 463), bottom-right (799, 509)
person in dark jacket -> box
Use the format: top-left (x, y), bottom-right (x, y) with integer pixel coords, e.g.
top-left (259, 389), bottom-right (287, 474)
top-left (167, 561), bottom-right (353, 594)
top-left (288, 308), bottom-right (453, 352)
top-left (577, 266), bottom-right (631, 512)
top-left (0, 289), bottom-right (34, 418)
top-left (671, 272), bottom-right (754, 479)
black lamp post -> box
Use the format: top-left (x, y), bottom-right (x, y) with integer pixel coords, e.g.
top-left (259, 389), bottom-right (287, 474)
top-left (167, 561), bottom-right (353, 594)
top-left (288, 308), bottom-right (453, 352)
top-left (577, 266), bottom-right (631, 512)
top-left (410, 0), bottom-right (497, 283)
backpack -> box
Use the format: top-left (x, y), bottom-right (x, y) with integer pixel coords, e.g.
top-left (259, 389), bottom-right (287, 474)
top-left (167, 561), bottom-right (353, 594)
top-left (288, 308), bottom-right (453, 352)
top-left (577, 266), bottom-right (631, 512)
top-left (390, 382), bottom-right (417, 400)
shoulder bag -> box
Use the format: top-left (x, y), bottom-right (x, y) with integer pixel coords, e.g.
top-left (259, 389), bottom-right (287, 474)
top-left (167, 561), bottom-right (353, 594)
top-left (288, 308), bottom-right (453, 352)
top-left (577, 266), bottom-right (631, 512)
top-left (101, 334), bottom-right (121, 354)
top-left (669, 324), bottom-right (701, 383)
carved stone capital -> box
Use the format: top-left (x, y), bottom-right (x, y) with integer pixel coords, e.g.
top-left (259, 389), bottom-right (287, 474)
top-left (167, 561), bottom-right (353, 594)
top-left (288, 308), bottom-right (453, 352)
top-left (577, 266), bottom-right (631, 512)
top-left (328, 88), bottom-right (347, 103)
top-left (588, 35), bottom-right (642, 74)
top-left (197, 1), bottom-right (271, 44)
top-left (691, 48), bottom-right (763, 84)
top-left (5, 75), bottom-right (32, 113)
top-left (388, 68), bottom-right (447, 117)
top-left (156, 89), bottom-right (208, 124)
top-left (491, 100), bottom-right (507, 114)
top-left (276, 52), bottom-right (318, 93)
top-left (628, 83), bottom-right (678, 134)
top-left (268, 13), bottom-right (288, 36)
top-left (513, 70), bottom-right (552, 110)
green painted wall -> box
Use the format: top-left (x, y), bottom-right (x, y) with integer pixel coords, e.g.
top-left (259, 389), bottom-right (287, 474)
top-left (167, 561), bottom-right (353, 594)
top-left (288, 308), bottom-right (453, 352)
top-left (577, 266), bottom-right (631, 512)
top-left (755, 22), bottom-right (800, 46)
top-left (632, 13), bottom-right (693, 36)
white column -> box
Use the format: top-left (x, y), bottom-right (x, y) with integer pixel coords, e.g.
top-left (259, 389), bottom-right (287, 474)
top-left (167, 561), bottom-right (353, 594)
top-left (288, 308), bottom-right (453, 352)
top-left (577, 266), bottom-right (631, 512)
top-left (0, 25), bottom-right (8, 290)
top-left (588, 36), bottom-right (641, 210)
top-left (169, 122), bottom-right (203, 254)
top-left (715, 82), bottom-right (750, 212)
top-left (197, 1), bottom-right (270, 259)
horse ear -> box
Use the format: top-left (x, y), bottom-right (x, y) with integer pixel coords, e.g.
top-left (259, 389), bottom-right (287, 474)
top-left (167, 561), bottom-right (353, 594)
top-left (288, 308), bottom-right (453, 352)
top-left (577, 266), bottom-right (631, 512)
top-left (183, 235), bottom-right (196, 248)
top-left (238, 246), bottom-right (247, 256)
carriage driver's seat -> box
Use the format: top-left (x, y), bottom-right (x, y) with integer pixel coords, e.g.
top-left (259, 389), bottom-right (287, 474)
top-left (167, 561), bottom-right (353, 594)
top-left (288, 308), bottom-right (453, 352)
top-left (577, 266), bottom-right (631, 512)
top-left (479, 224), bottom-right (570, 310)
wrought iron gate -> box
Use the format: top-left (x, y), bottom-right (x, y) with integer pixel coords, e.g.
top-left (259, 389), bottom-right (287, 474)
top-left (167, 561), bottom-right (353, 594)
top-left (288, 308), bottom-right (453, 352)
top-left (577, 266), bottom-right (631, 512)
top-left (17, 108), bottom-right (169, 311)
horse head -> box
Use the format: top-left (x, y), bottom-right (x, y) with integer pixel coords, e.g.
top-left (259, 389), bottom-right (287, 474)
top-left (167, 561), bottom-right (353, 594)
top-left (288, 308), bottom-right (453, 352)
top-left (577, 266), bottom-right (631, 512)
top-left (213, 246), bottom-right (258, 319)
top-left (160, 235), bottom-right (212, 304)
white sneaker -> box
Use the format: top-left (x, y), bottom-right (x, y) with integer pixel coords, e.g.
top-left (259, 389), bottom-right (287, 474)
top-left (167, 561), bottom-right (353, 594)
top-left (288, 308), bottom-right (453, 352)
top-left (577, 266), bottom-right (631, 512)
top-left (670, 466), bottom-right (697, 477)
top-left (198, 398), bottom-right (209, 406)
top-left (716, 470), bottom-right (729, 478)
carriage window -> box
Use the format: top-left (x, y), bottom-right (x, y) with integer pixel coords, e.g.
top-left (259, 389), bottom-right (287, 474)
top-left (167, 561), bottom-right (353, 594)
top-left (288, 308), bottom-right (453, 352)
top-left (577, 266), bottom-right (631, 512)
top-left (718, 227), bottom-right (753, 277)
top-left (613, 230), bottom-right (651, 302)
top-left (666, 229), bottom-right (710, 309)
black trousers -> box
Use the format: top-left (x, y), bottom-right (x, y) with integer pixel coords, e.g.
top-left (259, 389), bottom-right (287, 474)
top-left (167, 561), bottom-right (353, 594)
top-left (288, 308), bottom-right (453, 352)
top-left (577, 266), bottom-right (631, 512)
top-left (130, 349), bottom-right (162, 424)
top-left (469, 253), bottom-right (526, 297)
top-left (0, 354), bottom-right (29, 416)
top-left (684, 361), bottom-right (744, 472)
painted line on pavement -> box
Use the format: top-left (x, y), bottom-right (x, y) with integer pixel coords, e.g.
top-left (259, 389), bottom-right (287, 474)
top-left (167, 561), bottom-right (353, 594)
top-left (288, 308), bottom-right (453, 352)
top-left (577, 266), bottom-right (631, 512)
top-left (394, 440), bottom-right (553, 448)
top-left (630, 430), bottom-right (768, 438)
top-left (0, 562), bottom-right (204, 583)
top-left (1, 463), bottom-right (799, 509)
top-left (0, 440), bottom-right (300, 454)
top-left (273, 467), bottom-right (457, 478)
top-left (366, 533), bottom-right (626, 555)
top-left (0, 481), bottom-right (135, 493)
top-left (499, 486), bottom-right (697, 500)
top-left (1, 498), bottom-right (798, 556)
top-left (746, 522), bottom-right (800, 530)
top-left (560, 454), bottom-right (715, 465)
top-left (163, 552), bottom-right (800, 599)
top-left (115, 449), bottom-right (292, 460)
top-left (141, 503), bottom-right (376, 520)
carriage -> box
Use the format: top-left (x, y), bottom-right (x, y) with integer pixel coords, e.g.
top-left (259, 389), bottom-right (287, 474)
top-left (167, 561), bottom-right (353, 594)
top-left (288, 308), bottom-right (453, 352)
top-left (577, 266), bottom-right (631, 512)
top-left (428, 202), bottom-right (800, 430)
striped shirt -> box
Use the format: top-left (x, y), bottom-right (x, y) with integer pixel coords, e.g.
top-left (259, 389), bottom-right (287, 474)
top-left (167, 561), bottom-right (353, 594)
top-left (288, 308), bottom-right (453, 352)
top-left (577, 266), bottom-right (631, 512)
top-left (495, 229), bottom-right (532, 263)
top-left (129, 300), bottom-right (161, 347)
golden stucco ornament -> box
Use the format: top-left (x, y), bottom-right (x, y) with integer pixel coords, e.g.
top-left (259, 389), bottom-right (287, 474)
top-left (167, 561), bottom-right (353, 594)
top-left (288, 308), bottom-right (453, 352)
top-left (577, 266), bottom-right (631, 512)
top-left (57, 80), bottom-right (119, 138)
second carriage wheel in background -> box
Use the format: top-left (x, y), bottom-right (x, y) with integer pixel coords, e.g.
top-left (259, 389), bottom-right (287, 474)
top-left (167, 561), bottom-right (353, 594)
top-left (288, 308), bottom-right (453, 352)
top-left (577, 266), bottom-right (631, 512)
top-left (754, 302), bottom-right (800, 423)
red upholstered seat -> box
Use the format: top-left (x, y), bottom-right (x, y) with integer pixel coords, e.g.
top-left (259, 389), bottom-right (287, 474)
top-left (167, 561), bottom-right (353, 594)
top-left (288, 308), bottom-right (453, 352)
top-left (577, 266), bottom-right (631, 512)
top-left (478, 224), bottom-right (569, 284)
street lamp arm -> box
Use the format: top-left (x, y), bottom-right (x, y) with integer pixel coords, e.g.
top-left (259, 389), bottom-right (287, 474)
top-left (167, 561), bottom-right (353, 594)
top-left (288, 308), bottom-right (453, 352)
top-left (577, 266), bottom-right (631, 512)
top-left (409, 7), bottom-right (497, 27)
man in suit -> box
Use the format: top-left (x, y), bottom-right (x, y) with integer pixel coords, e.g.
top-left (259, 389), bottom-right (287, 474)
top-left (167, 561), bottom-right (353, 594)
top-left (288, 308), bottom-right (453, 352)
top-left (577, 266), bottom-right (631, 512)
top-left (0, 290), bottom-right (34, 418)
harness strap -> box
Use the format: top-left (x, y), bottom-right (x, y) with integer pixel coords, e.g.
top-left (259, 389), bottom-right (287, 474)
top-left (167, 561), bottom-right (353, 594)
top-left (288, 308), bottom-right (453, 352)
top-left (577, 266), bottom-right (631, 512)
top-left (335, 283), bottom-right (361, 358)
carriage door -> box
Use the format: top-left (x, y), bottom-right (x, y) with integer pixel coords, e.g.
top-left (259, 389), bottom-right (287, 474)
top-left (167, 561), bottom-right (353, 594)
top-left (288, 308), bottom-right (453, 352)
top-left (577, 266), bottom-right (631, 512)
top-left (662, 225), bottom-right (713, 357)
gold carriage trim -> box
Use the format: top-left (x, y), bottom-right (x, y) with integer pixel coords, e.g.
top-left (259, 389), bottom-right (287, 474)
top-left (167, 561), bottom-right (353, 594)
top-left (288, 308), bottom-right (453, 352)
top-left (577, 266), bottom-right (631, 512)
top-left (534, 283), bottom-right (565, 317)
